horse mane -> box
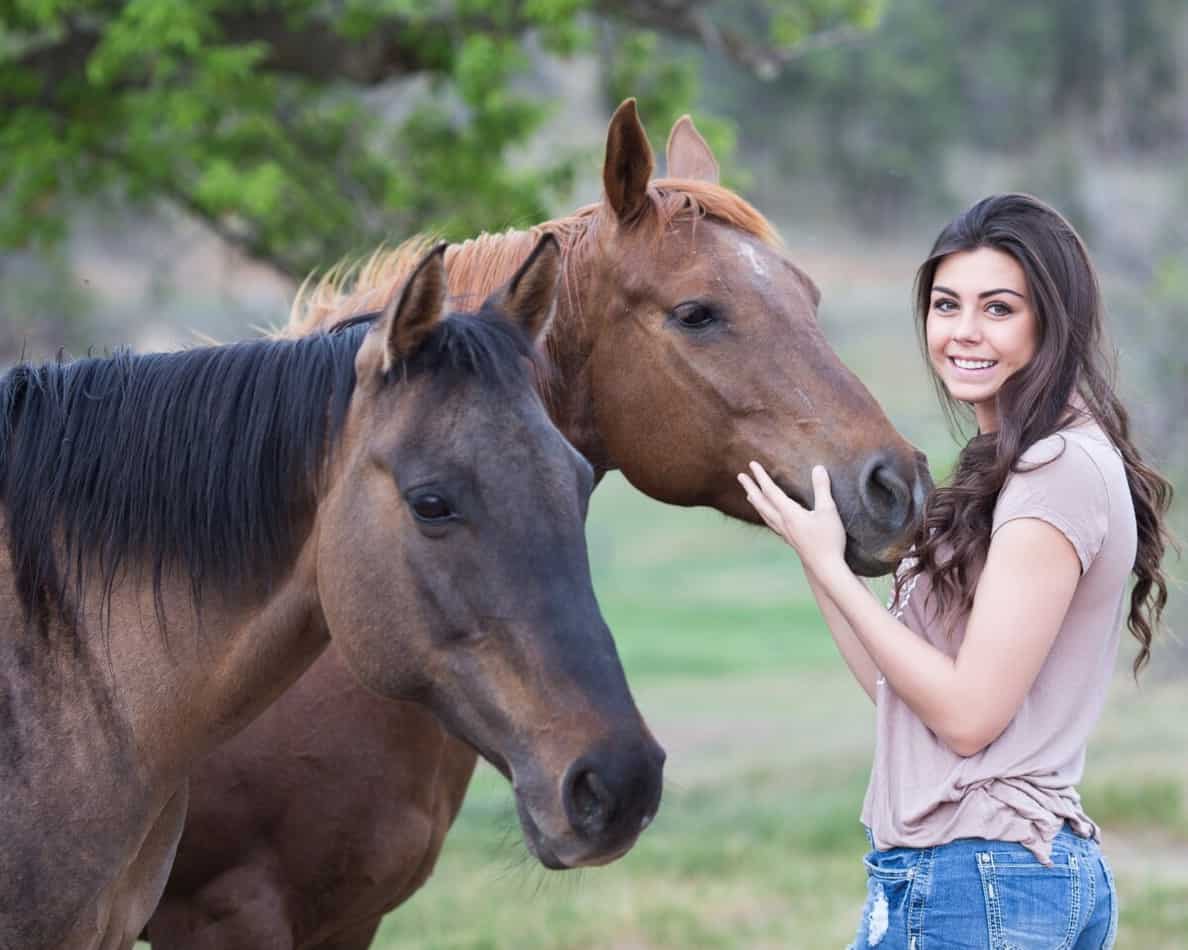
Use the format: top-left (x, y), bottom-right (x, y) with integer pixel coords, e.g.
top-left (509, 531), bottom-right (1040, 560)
top-left (286, 179), bottom-right (784, 338)
top-left (0, 314), bottom-right (536, 638)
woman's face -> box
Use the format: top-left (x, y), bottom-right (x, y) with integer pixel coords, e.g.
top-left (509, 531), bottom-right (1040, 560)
top-left (926, 246), bottom-right (1039, 433)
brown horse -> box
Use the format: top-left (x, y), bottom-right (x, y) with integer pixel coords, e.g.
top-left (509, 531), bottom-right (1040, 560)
top-left (0, 239), bottom-right (663, 949)
top-left (149, 101), bottom-right (929, 948)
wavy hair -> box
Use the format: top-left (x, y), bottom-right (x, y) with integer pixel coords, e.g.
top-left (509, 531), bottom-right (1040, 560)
top-left (896, 193), bottom-right (1173, 674)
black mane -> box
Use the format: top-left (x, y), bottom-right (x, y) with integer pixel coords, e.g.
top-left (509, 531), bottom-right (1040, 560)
top-left (0, 312), bottom-right (535, 636)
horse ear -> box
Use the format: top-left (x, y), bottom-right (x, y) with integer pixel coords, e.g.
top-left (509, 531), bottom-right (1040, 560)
top-left (665, 115), bottom-right (719, 184)
top-left (486, 233), bottom-right (561, 346)
top-left (376, 243), bottom-right (448, 374)
top-left (603, 98), bottom-right (654, 226)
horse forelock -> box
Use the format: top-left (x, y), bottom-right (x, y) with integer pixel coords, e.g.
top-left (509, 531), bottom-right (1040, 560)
top-left (648, 178), bottom-right (783, 250)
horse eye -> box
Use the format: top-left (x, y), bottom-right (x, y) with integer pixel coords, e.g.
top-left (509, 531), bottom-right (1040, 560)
top-left (672, 302), bottom-right (717, 330)
top-left (411, 493), bottom-right (454, 523)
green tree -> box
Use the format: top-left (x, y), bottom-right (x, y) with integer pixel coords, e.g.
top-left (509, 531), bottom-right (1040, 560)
top-left (1, 0), bottom-right (881, 279)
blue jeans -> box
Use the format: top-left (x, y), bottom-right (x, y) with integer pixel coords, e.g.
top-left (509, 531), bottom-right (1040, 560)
top-left (848, 827), bottom-right (1118, 949)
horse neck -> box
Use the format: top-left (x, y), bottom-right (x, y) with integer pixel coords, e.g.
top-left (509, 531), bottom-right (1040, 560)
top-left (444, 216), bottom-right (613, 471)
top-left (110, 357), bottom-right (340, 772)
top-left (0, 344), bottom-right (342, 779)
top-left (0, 494), bottom-right (331, 799)
top-left (126, 509), bottom-right (342, 794)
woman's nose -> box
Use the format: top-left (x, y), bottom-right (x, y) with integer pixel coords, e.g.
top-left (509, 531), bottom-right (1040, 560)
top-left (953, 307), bottom-right (981, 342)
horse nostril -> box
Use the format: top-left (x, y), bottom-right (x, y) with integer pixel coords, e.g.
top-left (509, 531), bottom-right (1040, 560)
top-left (859, 455), bottom-right (913, 532)
top-left (567, 768), bottom-right (616, 838)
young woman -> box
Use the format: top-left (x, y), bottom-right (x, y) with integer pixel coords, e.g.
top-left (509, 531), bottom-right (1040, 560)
top-left (739, 193), bottom-right (1173, 949)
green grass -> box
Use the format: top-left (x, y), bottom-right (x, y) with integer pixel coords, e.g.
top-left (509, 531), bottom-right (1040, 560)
top-left (584, 474), bottom-right (841, 680)
top-left (376, 719), bottom-right (876, 950)
top-left (1081, 776), bottom-right (1188, 835)
top-left (605, 599), bottom-right (836, 678)
top-left (1119, 885), bottom-right (1188, 947)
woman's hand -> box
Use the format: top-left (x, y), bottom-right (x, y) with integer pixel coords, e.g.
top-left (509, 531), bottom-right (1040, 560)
top-left (738, 462), bottom-right (848, 577)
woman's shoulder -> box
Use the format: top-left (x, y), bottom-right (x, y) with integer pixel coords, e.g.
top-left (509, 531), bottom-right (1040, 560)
top-left (998, 428), bottom-right (1110, 514)
top-left (1017, 420), bottom-right (1120, 479)
top-left (995, 421), bottom-right (1124, 571)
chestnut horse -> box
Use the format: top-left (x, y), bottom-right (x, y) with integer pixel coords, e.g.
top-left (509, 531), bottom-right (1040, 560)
top-left (150, 102), bottom-right (928, 948)
top-left (0, 239), bottom-right (663, 949)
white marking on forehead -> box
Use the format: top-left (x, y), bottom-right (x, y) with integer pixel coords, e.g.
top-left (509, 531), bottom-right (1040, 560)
top-left (736, 240), bottom-right (768, 280)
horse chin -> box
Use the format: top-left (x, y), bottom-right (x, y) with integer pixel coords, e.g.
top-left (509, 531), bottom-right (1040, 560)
top-left (514, 797), bottom-right (570, 870)
top-left (844, 540), bottom-right (901, 578)
top-left (514, 791), bottom-right (640, 870)
top-left (528, 840), bottom-right (568, 871)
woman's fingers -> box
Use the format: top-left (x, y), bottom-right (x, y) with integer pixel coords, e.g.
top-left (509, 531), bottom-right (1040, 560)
top-left (747, 461), bottom-right (785, 500)
top-left (811, 464), bottom-right (836, 511)
top-left (749, 461), bottom-right (813, 524)
top-left (742, 462), bottom-right (846, 565)
top-left (738, 473), bottom-right (784, 533)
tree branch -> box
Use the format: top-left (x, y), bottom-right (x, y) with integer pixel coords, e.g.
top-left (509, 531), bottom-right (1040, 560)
top-left (598, 1), bottom-right (868, 79)
top-left (217, 11), bottom-right (450, 83)
top-left (12, 2), bottom-right (867, 95)
top-left (157, 186), bottom-right (299, 282)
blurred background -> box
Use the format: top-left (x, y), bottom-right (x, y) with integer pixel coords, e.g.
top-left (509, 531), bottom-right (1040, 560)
top-left (2, 1), bottom-right (1185, 946)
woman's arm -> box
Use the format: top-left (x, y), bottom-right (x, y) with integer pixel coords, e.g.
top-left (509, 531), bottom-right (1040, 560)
top-left (740, 463), bottom-right (1081, 757)
top-left (803, 568), bottom-right (881, 702)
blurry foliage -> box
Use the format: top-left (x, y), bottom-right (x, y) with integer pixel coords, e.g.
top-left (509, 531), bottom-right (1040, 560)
top-left (1123, 235), bottom-right (1188, 674)
top-left (0, 0), bottom-right (586, 277)
top-left (4, 0), bottom-right (1184, 305)
top-left (0, 0), bottom-right (879, 278)
top-left (1145, 257), bottom-right (1188, 476)
top-left (599, 26), bottom-right (740, 186)
top-left (715, 0), bottom-right (1188, 229)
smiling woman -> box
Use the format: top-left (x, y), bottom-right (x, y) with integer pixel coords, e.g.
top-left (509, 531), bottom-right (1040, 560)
top-left (925, 246), bottom-right (1038, 433)
top-left (741, 193), bottom-right (1174, 950)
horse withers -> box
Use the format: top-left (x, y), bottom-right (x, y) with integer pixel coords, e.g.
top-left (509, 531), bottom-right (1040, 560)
top-left (0, 237), bottom-right (662, 949)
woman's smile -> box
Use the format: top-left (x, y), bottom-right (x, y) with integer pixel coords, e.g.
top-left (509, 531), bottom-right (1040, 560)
top-left (948, 356), bottom-right (997, 371)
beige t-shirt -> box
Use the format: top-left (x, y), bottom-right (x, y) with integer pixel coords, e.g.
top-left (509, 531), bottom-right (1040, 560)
top-left (860, 422), bottom-right (1137, 864)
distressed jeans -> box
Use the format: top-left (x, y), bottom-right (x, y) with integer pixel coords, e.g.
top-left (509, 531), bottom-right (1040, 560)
top-left (848, 826), bottom-right (1118, 949)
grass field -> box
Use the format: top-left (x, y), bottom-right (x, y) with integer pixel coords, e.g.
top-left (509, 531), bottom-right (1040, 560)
top-left (369, 473), bottom-right (1188, 950)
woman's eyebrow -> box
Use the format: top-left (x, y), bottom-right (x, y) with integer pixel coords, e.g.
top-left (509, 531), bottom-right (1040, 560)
top-left (977, 287), bottom-right (1025, 299)
top-left (930, 284), bottom-right (1025, 300)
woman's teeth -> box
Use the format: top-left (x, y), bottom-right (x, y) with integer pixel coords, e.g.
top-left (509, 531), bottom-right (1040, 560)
top-left (952, 357), bottom-right (996, 370)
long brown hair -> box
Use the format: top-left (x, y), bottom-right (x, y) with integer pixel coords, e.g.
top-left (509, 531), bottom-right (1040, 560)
top-left (897, 193), bottom-right (1173, 673)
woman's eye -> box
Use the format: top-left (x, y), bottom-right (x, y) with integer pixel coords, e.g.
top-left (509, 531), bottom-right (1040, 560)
top-left (932, 298), bottom-right (957, 313)
top-left (411, 494), bottom-right (453, 522)
top-left (986, 302), bottom-right (1012, 317)
top-left (672, 303), bottom-right (717, 330)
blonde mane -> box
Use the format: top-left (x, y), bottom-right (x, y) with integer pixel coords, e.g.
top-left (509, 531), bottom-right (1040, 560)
top-left (285, 179), bottom-right (783, 338)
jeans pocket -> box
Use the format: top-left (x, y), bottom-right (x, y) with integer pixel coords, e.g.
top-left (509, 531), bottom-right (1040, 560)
top-left (854, 850), bottom-right (918, 947)
top-left (976, 848), bottom-right (1079, 950)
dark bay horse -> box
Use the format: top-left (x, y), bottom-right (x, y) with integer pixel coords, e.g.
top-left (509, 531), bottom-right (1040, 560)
top-left (150, 101), bottom-right (929, 948)
top-left (0, 239), bottom-right (663, 949)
